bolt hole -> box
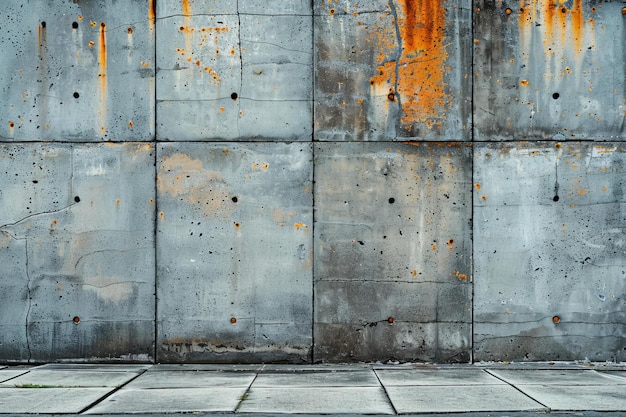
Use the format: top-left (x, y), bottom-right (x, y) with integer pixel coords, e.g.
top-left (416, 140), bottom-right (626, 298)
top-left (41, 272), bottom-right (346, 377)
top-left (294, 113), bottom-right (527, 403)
top-left (231, 92), bottom-right (238, 100)
top-left (72, 22), bottom-right (78, 29)
top-left (73, 92), bottom-right (80, 99)
top-left (74, 196), bottom-right (80, 203)
top-left (101, 22), bottom-right (106, 28)
top-left (387, 91), bottom-right (395, 101)
top-left (553, 195), bottom-right (560, 202)
top-left (561, 7), bottom-right (567, 13)
top-left (388, 197), bottom-right (395, 204)
top-left (505, 7), bottom-right (512, 14)
top-left (552, 92), bottom-right (560, 99)
top-left (41, 21), bottom-right (46, 28)
top-left (231, 196), bottom-right (238, 203)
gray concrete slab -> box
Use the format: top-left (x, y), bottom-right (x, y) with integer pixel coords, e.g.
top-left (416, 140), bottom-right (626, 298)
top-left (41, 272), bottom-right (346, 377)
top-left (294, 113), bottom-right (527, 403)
top-left (0, 369), bottom-right (30, 383)
top-left (474, 0), bottom-right (625, 140)
top-left (126, 371), bottom-right (255, 388)
top-left (238, 387), bottom-right (394, 414)
top-left (252, 370), bottom-right (380, 387)
top-left (0, 387), bottom-right (112, 414)
top-left (148, 364), bottom-right (264, 372)
top-left (156, 142), bottom-right (313, 363)
top-left (376, 368), bottom-right (505, 386)
top-left (516, 385), bottom-right (626, 411)
top-left (0, 1), bottom-right (154, 141)
top-left (600, 371), bottom-right (626, 382)
top-left (84, 387), bottom-right (247, 414)
top-left (0, 369), bottom-right (139, 387)
top-left (314, 142), bottom-right (472, 362)
top-left (314, 2), bottom-right (471, 140)
top-left (488, 369), bottom-right (626, 386)
top-left (0, 143), bottom-right (155, 362)
top-left (386, 385), bottom-right (547, 413)
top-left (474, 142), bottom-right (626, 362)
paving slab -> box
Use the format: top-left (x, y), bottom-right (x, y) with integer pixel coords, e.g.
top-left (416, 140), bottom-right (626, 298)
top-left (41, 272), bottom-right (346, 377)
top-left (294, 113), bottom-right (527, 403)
top-left (0, 387), bottom-right (112, 414)
top-left (239, 387), bottom-right (394, 414)
top-left (386, 385), bottom-right (547, 413)
top-left (33, 364), bottom-right (151, 372)
top-left (148, 364), bottom-right (263, 372)
top-left (0, 370), bottom-right (140, 387)
top-left (126, 371), bottom-right (256, 388)
top-left (252, 370), bottom-right (380, 387)
top-left (376, 368), bottom-right (505, 386)
top-left (84, 387), bottom-right (247, 414)
top-left (516, 385), bottom-right (626, 411)
top-left (488, 369), bottom-right (626, 386)
top-left (600, 371), bottom-right (626, 382)
top-left (0, 369), bottom-right (30, 383)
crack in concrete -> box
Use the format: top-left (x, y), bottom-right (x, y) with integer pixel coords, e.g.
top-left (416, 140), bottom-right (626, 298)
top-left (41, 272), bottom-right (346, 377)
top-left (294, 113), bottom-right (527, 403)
top-left (25, 238), bottom-right (32, 363)
top-left (0, 202), bottom-right (78, 230)
top-left (387, 0), bottom-right (402, 110)
top-left (236, 0), bottom-right (242, 138)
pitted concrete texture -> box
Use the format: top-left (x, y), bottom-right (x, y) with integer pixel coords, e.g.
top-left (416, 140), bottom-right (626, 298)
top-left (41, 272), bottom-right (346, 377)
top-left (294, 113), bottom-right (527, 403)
top-left (156, 142), bottom-right (313, 363)
top-left (314, 1), bottom-right (472, 140)
top-left (474, 0), bottom-right (625, 140)
top-left (313, 142), bottom-right (472, 362)
top-left (0, 143), bottom-right (155, 362)
top-left (474, 142), bottom-right (626, 362)
top-left (0, 1), bottom-right (154, 141)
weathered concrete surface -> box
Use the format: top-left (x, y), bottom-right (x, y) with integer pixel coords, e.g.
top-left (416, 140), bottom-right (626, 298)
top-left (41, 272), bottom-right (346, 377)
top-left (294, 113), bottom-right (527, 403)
top-left (0, 0), bottom-right (155, 141)
top-left (156, 1), bottom-right (312, 140)
top-left (474, 0), bottom-right (626, 140)
top-left (314, 143), bottom-right (472, 362)
top-left (0, 143), bottom-right (155, 362)
top-left (474, 142), bottom-right (626, 362)
top-left (156, 143), bottom-right (313, 363)
top-left (314, 0), bottom-right (472, 140)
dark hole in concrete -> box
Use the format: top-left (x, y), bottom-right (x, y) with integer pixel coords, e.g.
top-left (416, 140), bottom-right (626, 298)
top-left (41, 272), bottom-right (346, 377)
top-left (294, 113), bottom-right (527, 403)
top-left (74, 196), bottom-right (80, 203)
top-left (231, 196), bottom-right (238, 203)
top-left (388, 197), bottom-right (395, 204)
top-left (231, 92), bottom-right (238, 100)
top-left (552, 92), bottom-right (560, 99)
top-left (41, 21), bottom-right (46, 28)
top-left (72, 22), bottom-right (78, 29)
top-left (73, 92), bottom-right (79, 98)
top-left (553, 195), bottom-right (560, 202)
top-left (561, 7), bottom-right (567, 13)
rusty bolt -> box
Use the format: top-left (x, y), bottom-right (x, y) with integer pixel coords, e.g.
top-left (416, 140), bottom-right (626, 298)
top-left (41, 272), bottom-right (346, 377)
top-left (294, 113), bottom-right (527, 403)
top-left (505, 8), bottom-right (512, 15)
top-left (387, 317), bottom-right (394, 323)
top-left (622, 7), bottom-right (626, 14)
top-left (230, 317), bottom-right (237, 324)
top-left (552, 316), bottom-right (560, 324)
top-left (387, 91), bottom-right (395, 101)
top-left (73, 316), bottom-right (80, 324)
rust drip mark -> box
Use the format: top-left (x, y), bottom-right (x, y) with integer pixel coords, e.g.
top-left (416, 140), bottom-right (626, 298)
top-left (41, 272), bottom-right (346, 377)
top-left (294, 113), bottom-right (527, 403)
top-left (98, 22), bottom-right (107, 135)
top-left (8, 121), bottom-right (14, 136)
top-left (234, 221), bottom-right (241, 230)
top-left (181, 0), bottom-right (193, 62)
top-left (148, 0), bottom-right (155, 30)
top-left (37, 21), bottom-right (46, 57)
top-left (524, 0), bottom-right (588, 56)
top-left (447, 238), bottom-right (454, 250)
top-left (387, 0), bottom-right (450, 130)
top-left (160, 211), bottom-right (165, 221)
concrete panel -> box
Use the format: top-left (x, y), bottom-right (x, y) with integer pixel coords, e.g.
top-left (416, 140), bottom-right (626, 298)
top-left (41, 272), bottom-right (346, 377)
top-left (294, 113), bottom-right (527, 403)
top-left (156, 6), bottom-right (312, 140)
top-left (314, 1), bottom-right (472, 140)
top-left (474, 0), bottom-right (625, 140)
top-left (0, 387), bottom-right (112, 414)
top-left (0, 0), bottom-right (155, 142)
top-left (314, 142), bottom-right (472, 362)
top-left (1, 369), bottom-right (139, 387)
top-left (0, 143), bottom-right (155, 362)
top-left (156, 142), bottom-right (313, 363)
top-left (474, 142), bottom-right (626, 362)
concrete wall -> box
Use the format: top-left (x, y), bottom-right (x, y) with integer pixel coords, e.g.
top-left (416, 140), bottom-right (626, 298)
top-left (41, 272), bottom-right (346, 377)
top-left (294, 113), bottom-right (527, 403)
top-left (0, 0), bottom-right (624, 364)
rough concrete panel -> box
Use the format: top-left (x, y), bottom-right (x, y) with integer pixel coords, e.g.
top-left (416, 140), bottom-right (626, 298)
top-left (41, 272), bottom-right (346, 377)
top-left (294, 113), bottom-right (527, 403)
top-left (156, 143), bottom-right (313, 363)
top-left (474, 0), bottom-right (626, 140)
top-left (474, 142), bottom-right (626, 362)
top-left (156, 5), bottom-right (312, 141)
top-left (314, 1), bottom-right (472, 141)
top-left (0, 0), bottom-right (155, 142)
top-left (314, 142), bottom-right (472, 362)
top-left (0, 143), bottom-right (155, 362)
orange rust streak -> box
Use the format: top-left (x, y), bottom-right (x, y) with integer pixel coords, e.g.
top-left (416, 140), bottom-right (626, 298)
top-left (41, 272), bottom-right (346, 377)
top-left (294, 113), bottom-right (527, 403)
top-left (148, 0), bottom-right (155, 30)
top-left (396, 0), bottom-right (449, 129)
top-left (181, 0), bottom-right (193, 62)
top-left (571, 0), bottom-right (584, 53)
top-left (544, 1), bottom-right (555, 45)
top-left (99, 23), bottom-right (107, 134)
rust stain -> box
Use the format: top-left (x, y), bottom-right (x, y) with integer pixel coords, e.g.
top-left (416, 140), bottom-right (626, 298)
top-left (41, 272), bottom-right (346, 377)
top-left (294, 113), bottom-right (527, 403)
top-left (453, 270), bottom-right (467, 281)
top-left (37, 21), bottom-right (46, 56)
top-left (160, 211), bottom-right (165, 221)
top-left (447, 239), bottom-right (454, 251)
top-left (181, 0), bottom-right (193, 63)
top-left (369, 0), bottom-right (450, 131)
top-left (411, 269), bottom-right (417, 276)
top-left (474, 183), bottom-right (481, 190)
top-left (294, 223), bottom-right (309, 232)
top-left (98, 22), bottom-right (107, 135)
top-left (234, 221), bottom-right (241, 230)
top-left (431, 243), bottom-right (437, 251)
top-left (8, 121), bottom-right (14, 136)
top-left (148, 0), bottom-right (155, 30)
